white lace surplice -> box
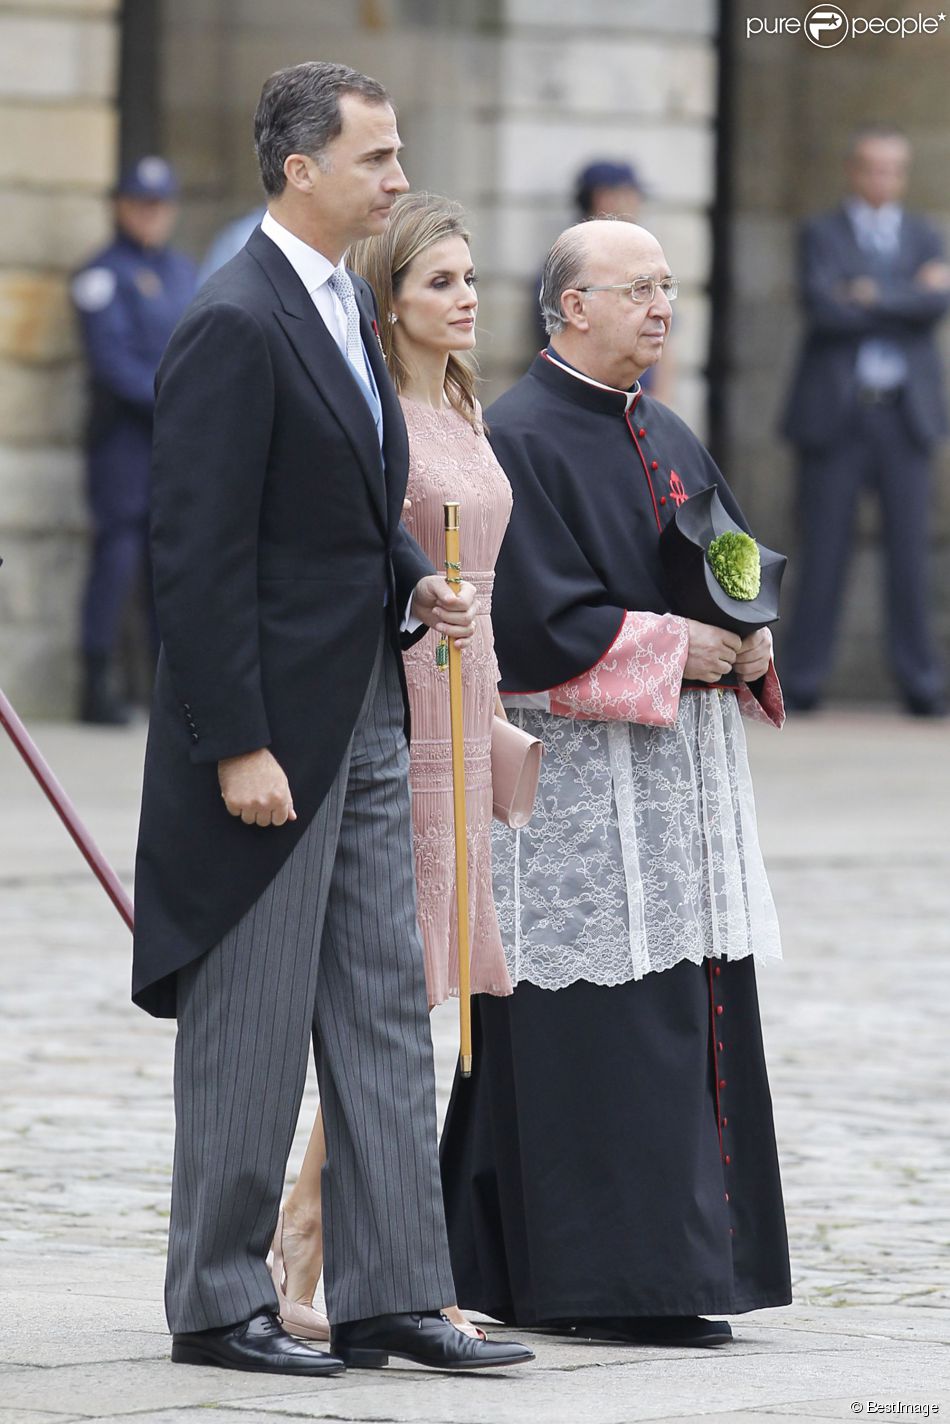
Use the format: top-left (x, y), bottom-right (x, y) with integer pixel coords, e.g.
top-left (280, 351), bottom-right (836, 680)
top-left (496, 611), bottom-right (784, 991)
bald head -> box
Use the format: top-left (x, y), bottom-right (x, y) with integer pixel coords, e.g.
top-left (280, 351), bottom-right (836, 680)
top-left (540, 218), bottom-right (674, 389)
top-left (540, 220), bottom-right (667, 335)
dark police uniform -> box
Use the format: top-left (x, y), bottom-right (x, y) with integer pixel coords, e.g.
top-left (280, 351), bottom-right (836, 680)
top-left (72, 157), bottom-right (196, 721)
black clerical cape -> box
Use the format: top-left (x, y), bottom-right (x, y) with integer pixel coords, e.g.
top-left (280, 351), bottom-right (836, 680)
top-left (486, 352), bottom-right (750, 694)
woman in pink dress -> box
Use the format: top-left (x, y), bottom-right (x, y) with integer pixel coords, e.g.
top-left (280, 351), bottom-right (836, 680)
top-left (268, 193), bottom-right (513, 1340)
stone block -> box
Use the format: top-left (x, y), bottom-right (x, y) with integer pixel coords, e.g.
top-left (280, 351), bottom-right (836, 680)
top-left (670, 288), bottom-right (710, 365)
top-left (0, 188), bottom-right (111, 269)
top-left (3, 0), bottom-right (118, 12)
top-left (0, 15), bottom-right (116, 102)
top-left (474, 273), bottom-right (536, 371)
top-left (0, 525), bottom-right (85, 625)
top-left (0, 360), bottom-right (84, 444)
top-left (731, 213), bottom-right (796, 301)
top-left (0, 443), bottom-right (86, 532)
top-left (672, 368), bottom-right (706, 440)
top-left (0, 101), bottom-right (116, 189)
top-left (643, 205), bottom-right (711, 283)
top-left (0, 271), bottom-right (78, 364)
top-left (0, 611), bottom-right (79, 718)
top-left (505, 0), bottom-right (716, 37)
top-left (469, 200), bottom-right (562, 281)
top-left (500, 36), bottom-right (716, 121)
top-left (498, 118), bottom-right (715, 207)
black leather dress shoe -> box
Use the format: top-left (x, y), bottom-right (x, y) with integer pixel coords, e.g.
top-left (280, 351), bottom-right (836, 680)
top-left (783, 691), bottom-right (820, 714)
top-left (904, 693), bottom-right (948, 719)
top-left (172, 1309), bottom-right (345, 1374)
top-left (331, 1311), bottom-right (535, 1371)
top-left (573, 1315), bottom-right (733, 1348)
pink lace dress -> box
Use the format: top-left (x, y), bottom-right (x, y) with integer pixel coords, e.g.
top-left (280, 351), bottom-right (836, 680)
top-left (400, 397), bottom-right (514, 1007)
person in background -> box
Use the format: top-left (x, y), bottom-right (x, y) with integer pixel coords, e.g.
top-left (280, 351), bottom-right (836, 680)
top-left (197, 206), bottom-right (267, 285)
top-left (71, 157), bottom-right (196, 724)
top-left (781, 124), bottom-right (950, 717)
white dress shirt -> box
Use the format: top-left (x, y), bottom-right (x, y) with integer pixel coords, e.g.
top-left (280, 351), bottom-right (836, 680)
top-left (260, 209), bottom-right (422, 631)
top-left (260, 209), bottom-right (371, 386)
top-left (845, 199), bottom-right (908, 392)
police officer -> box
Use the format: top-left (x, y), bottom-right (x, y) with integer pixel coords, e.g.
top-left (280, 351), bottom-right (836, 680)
top-left (72, 157), bottom-right (197, 724)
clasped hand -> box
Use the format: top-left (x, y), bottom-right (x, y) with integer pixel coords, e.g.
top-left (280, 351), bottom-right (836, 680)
top-left (411, 574), bottom-right (478, 646)
top-left (684, 621), bottom-right (772, 684)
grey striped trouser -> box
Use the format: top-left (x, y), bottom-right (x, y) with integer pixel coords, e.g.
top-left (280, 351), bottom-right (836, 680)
top-left (164, 630), bottom-right (456, 1332)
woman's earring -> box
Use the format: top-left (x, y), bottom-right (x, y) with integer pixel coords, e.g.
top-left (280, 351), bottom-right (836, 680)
top-left (388, 312), bottom-right (398, 324)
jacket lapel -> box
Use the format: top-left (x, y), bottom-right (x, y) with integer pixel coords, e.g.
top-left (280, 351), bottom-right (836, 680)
top-left (355, 283), bottom-right (410, 535)
top-left (246, 229), bottom-right (388, 532)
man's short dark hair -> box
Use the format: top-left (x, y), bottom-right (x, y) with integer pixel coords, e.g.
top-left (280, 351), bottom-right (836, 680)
top-left (254, 61), bottom-right (390, 198)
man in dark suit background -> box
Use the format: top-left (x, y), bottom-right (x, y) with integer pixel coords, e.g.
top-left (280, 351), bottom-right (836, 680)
top-left (781, 124), bottom-right (950, 716)
top-left (132, 61), bottom-right (533, 1378)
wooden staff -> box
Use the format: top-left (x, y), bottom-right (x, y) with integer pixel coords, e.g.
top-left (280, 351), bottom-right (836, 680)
top-left (0, 685), bottom-right (135, 932)
top-left (442, 502), bottom-right (472, 1076)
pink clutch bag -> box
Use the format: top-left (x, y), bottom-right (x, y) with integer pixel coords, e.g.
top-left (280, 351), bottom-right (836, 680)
top-left (491, 715), bottom-right (543, 829)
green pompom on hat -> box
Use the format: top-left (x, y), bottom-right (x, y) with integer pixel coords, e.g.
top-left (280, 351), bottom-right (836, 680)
top-left (707, 531), bottom-right (761, 602)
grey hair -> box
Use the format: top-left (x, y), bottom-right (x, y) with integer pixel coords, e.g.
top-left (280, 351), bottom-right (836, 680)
top-left (539, 228), bottom-right (590, 335)
top-left (254, 61), bottom-right (390, 198)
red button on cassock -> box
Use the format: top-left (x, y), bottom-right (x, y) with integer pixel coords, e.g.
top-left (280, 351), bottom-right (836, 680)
top-left (719, 1079), bottom-right (727, 1090)
top-left (724, 1154), bottom-right (731, 1165)
top-left (722, 1117), bottom-right (728, 1127)
top-left (651, 460), bottom-right (659, 470)
top-left (659, 495), bottom-right (667, 505)
top-left (714, 966), bottom-right (721, 977)
top-left (716, 1005), bottom-right (723, 1016)
top-left (718, 1041), bottom-right (724, 1052)
top-left (724, 1192), bottom-right (730, 1203)
top-left (638, 427), bottom-right (646, 437)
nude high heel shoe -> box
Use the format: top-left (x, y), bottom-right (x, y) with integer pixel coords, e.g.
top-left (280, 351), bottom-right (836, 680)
top-left (269, 1209), bottom-right (331, 1341)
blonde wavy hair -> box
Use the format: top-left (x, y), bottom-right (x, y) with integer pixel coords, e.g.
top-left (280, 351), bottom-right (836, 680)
top-left (349, 192), bottom-right (479, 428)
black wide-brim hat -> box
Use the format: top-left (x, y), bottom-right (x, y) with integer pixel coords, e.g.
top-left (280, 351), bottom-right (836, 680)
top-left (659, 486), bottom-right (787, 638)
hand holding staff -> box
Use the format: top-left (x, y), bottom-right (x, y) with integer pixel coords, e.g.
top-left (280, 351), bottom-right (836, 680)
top-left (442, 502), bottom-right (473, 1076)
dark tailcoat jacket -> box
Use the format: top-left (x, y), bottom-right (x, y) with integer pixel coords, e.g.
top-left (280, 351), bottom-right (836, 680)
top-left (132, 227), bottom-right (431, 1018)
top-left (782, 205), bottom-right (950, 451)
top-left (486, 352), bottom-right (752, 696)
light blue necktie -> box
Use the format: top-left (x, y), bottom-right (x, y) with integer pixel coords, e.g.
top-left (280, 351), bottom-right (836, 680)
top-left (327, 266), bottom-right (383, 443)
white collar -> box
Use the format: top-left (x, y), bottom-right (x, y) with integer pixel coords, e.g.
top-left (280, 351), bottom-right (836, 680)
top-left (544, 348), bottom-right (642, 412)
top-left (846, 198), bottom-right (902, 229)
top-left (260, 209), bottom-right (338, 295)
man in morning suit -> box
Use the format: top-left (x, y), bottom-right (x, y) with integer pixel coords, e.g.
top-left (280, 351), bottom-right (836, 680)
top-left (131, 61), bottom-right (533, 1377)
top-left (782, 124), bottom-right (950, 716)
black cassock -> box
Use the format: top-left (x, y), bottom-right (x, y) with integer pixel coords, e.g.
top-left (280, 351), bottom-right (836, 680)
top-left (439, 353), bottom-right (792, 1324)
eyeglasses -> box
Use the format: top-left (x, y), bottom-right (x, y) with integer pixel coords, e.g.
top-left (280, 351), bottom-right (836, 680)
top-left (576, 275), bottom-right (678, 304)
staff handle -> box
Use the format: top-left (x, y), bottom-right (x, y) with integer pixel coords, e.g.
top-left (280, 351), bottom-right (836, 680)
top-left (444, 502), bottom-right (472, 1076)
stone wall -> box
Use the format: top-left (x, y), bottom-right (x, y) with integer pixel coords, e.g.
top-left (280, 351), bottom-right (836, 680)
top-left (160, 0), bottom-right (719, 428)
top-left (724, 6), bottom-right (950, 701)
top-left (1, 0), bottom-right (718, 715)
top-left (0, 0), bottom-right (119, 715)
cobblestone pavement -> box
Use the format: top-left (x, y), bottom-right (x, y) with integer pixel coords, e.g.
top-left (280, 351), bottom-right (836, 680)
top-left (1, 710), bottom-right (948, 1422)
